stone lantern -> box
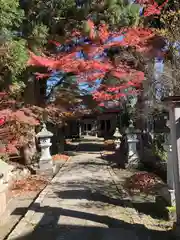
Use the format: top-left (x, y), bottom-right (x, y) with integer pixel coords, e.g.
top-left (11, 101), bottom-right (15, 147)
top-left (113, 127), bottom-right (121, 149)
top-left (36, 123), bottom-right (53, 173)
top-left (125, 120), bottom-right (140, 168)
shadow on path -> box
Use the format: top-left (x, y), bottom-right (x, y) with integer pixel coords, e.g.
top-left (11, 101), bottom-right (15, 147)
top-left (101, 150), bottom-right (127, 168)
top-left (77, 143), bottom-right (105, 152)
top-left (63, 140), bottom-right (170, 222)
top-left (7, 139), bottom-right (174, 240)
top-left (53, 186), bottom-right (169, 220)
top-left (10, 204), bottom-right (174, 240)
top-left (54, 189), bottom-right (130, 207)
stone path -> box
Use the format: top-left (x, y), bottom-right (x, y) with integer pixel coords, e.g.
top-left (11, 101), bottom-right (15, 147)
top-left (7, 140), bottom-right (174, 240)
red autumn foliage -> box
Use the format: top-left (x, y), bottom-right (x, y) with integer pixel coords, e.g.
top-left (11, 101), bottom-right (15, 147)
top-left (0, 91), bottom-right (82, 156)
top-left (0, 117), bottom-right (6, 126)
top-left (136, 0), bottom-right (169, 17)
top-left (52, 154), bottom-right (70, 161)
top-left (0, 0), bottom-right (168, 157)
top-left (34, 72), bottom-right (51, 80)
top-left (143, 0), bottom-right (169, 17)
top-left (1, 1), bottom-right (168, 156)
top-left (48, 40), bottom-right (61, 46)
top-left (125, 172), bottom-right (162, 193)
top-left (28, 20), bottom-right (162, 104)
top-left (0, 92), bottom-right (40, 155)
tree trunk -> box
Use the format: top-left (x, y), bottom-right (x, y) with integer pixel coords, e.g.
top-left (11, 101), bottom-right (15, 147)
top-left (20, 128), bottom-right (37, 165)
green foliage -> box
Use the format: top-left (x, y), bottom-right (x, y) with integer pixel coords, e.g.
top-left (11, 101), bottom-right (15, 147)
top-left (0, 0), bottom-right (50, 86)
top-left (152, 134), bottom-right (168, 161)
top-left (166, 206), bottom-right (176, 212)
top-left (9, 81), bottom-right (26, 98)
top-left (6, 39), bottom-right (28, 74)
top-left (21, 0), bottom-right (77, 36)
top-left (103, 1), bottom-right (141, 27)
top-left (0, 0), bottom-right (27, 87)
top-left (22, 0), bottom-right (141, 42)
top-left (28, 24), bottom-right (49, 53)
top-left (0, 39), bottom-right (28, 88)
top-left (0, 0), bottom-right (24, 40)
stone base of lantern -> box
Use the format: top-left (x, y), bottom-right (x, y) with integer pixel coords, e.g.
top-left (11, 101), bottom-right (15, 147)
top-left (125, 156), bottom-right (141, 169)
top-left (125, 140), bottom-right (141, 169)
top-left (115, 139), bottom-right (120, 149)
top-left (37, 159), bottom-right (53, 176)
top-left (125, 121), bottom-right (141, 169)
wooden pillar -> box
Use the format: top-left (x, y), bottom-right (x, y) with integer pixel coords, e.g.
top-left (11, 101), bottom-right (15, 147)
top-left (169, 103), bottom-right (180, 224)
top-left (162, 97), bottom-right (180, 226)
top-left (162, 97), bottom-right (180, 235)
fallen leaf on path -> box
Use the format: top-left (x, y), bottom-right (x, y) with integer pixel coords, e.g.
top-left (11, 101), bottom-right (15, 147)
top-left (10, 175), bottom-right (48, 196)
top-left (52, 154), bottom-right (70, 161)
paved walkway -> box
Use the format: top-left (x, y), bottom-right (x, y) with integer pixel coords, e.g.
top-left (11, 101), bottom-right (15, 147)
top-left (7, 140), bottom-right (174, 240)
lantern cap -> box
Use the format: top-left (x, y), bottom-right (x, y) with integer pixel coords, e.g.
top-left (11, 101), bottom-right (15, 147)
top-left (125, 120), bottom-right (141, 134)
top-left (36, 123), bottom-right (53, 138)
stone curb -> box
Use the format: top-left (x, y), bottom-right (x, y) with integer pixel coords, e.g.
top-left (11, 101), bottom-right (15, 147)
top-left (100, 149), bottom-right (143, 225)
top-left (6, 157), bottom-right (71, 240)
top-left (107, 165), bottom-right (144, 225)
top-left (17, 159), bottom-right (69, 223)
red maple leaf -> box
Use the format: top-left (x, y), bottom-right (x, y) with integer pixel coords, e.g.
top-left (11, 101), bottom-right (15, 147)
top-left (139, 0), bottom-right (169, 17)
top-left (48, 40), bottom-right (61, 47)
top-left (0, 117), bottom-right (6, 126)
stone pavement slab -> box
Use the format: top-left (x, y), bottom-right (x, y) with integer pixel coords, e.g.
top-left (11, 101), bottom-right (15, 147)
top-left (6, 141), bottom-right (174, 240)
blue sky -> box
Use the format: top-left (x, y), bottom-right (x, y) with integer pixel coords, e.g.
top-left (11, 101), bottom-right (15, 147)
top-left (154, 58), bottom-right (164, 100)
